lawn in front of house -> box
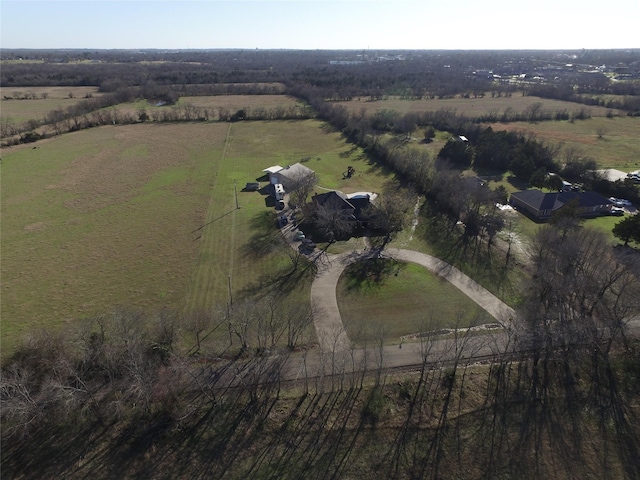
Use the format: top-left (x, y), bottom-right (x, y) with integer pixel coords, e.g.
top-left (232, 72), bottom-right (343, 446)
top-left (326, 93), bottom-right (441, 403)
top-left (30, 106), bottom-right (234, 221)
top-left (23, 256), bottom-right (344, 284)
top-left (337, 260), bottom-right (493, 344)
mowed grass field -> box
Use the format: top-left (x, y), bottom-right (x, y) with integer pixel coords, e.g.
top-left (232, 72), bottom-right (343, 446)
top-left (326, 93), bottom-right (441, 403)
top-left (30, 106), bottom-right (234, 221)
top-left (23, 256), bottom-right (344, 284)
top-left (1, 86), bottom-right (102, 125)
top-left (184, 120), bottom-right (391, 315)
top-left (337, 261), bottom-right (492, 344)
top-left (1, 119), bottom-right (390, 354)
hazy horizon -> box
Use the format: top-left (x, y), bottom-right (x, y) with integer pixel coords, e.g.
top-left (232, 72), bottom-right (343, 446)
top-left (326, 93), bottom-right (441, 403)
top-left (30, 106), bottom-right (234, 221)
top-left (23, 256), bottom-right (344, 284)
top-left (2, 1), bottom-right (639, 51)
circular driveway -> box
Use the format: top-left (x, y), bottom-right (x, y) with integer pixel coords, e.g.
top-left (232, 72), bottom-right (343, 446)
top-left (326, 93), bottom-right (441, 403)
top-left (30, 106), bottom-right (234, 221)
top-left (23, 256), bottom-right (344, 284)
top-left (310, 248), bottom-right (516, 352)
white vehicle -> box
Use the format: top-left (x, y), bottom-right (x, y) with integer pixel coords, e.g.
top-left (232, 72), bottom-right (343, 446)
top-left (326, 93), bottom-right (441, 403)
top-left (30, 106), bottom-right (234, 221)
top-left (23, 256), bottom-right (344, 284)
top-left (609, 207), bottom-right (625, 216)
top-left (274, 183), bottom-right (285, 201)
top-left (609, 197), bottom-right (632, 207)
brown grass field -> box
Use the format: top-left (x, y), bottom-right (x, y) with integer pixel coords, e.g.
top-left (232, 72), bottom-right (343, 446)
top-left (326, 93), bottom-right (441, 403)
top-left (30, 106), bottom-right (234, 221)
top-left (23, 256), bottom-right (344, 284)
top-left (1, 86), bottom-right (102, 125)
top-left (1, 86), bottom-right (101, 100)
top-left (335, 94), bottom-right (617, 118)
top-left (485, 116), bottom-right (640, 171)
top-left (113, 94), bottom-right (304, 119)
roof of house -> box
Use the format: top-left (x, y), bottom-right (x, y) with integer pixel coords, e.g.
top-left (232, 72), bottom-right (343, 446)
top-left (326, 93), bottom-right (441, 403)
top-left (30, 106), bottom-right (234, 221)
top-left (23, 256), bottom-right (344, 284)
top-left (313, 191), bottom-right (354, 210)
top-left (275, 163), bottom-right (315, 180)
top-left (511, 189), bottom-right (611, 212)
top-left (558, 191), bottom-right (611, 207)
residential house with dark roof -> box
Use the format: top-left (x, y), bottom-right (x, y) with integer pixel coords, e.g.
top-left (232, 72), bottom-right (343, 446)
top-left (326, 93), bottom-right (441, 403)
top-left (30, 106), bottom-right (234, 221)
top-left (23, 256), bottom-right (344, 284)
top-left (509, 189), bottom-right (612, 220)
top-left (312, 190), bottom-right (356, 216)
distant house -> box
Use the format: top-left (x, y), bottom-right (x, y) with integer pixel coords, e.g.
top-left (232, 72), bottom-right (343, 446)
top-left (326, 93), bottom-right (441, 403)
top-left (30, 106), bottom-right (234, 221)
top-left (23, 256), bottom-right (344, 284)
top-left (510, 189), bottom-right (612, 220)
top-left (263, 163), bottom-right (315, 190)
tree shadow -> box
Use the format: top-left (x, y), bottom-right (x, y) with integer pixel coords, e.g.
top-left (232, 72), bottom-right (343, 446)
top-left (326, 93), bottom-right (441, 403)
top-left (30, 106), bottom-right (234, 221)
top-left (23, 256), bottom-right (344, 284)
top-left (343, 258), bottom-right (406, 292)
top-left (339, 145), bottom-right (360, 159)
top-left (241, 210), bottom-right (282, 259)
top-left (506, 174), bottom-right (529, 191)
top-left (241, 262), bottom-right (316, 300)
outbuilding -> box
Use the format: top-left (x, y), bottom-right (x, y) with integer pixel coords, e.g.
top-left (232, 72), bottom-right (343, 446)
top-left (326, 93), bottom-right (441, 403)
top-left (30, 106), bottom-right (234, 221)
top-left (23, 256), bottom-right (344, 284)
top-left (265, 163), bottom-right (315, 190)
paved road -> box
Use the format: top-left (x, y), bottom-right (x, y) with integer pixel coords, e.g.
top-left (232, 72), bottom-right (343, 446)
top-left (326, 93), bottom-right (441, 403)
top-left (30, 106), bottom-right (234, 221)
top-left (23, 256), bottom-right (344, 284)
top-left (309, 247), bottom-right (516, 353)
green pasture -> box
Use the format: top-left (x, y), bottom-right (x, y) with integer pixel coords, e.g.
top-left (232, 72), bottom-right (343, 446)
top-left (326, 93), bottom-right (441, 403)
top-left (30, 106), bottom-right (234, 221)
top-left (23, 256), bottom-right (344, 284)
top-left (337, 261), bottom-right (492, 344)
top-left (0, 119), bottom-right (390, 354)
top-left (336, 94), bottom-right (615, 119)
top-left (1, 124), bottom-right (225, 351)
top-left (1, 97), bottom-right (87, 125)
top-left (184, 120), bottom-right (391, 312)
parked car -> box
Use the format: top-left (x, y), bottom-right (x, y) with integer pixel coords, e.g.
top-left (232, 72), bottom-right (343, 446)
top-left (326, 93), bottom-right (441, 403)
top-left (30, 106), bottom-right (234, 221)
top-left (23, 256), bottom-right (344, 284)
top-left (294, 231), bottom-right (306, 241)
top-left (608, 207), bottom-right (625, 216)
top-left (278, 215), bottom-right (288, 227)
top-left (626, 173), bottom-right (640, 184)
top-left (301, 238), bottom-right (316, 249)
top-left (609, 197), bottom-right (632, 207)
top-left (276, 200), bottom-right (285, 210)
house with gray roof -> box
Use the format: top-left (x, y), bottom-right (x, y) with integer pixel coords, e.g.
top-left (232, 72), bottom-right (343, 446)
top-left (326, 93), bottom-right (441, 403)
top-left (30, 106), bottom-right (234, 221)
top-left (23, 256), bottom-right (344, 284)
top-left (510, 189), bottom-right (612, 220)
top-left (264, 163), bottom-right (315, 190)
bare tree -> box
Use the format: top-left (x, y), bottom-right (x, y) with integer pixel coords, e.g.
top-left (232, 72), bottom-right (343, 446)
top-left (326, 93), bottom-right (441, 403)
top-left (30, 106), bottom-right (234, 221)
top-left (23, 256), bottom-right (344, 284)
top-left (287, 171), bottom-right (318, 209)
top-left (363, 189), bottom-right (414, 255)
top-left (312, 201), bottom-right (357, 243)
top-left (186, 309), bottom-right (212, 354)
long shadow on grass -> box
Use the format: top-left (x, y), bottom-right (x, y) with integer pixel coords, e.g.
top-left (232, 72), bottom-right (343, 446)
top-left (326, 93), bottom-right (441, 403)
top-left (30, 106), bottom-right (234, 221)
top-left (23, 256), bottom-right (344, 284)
top-left (343, 258), bottom-right (406, 292)
top-left (191, 208), bottom-right (239, 237)
top-left (418, 204), bottom-right (519, 302)
top-left (240, 260), bottom-right (316, 300)
top-left (242, 210), bottom-right (282, 259)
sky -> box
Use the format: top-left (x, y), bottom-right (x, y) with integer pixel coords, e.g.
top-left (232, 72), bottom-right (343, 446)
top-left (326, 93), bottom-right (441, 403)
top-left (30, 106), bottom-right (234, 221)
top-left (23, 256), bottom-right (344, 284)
top-left (1, 0), bottom-right (639, 51)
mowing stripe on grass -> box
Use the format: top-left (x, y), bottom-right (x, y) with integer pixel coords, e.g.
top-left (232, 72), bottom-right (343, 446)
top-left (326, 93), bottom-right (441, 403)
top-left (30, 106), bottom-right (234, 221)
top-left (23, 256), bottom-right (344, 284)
top-left (184, 123), bottom-right (235, 313)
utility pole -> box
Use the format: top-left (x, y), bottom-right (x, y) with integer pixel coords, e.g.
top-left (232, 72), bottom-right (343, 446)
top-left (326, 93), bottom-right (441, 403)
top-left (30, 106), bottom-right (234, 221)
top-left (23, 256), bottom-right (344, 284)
top-left (234, 180), bottom-right (239, 209)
